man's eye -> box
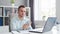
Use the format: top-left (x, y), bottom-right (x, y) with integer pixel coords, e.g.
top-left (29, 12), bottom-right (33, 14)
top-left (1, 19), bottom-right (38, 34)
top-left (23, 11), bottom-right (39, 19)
top-left (24, 11), bottom-right (26, 12)
top-left (21, 11), bottom-right (23, 12)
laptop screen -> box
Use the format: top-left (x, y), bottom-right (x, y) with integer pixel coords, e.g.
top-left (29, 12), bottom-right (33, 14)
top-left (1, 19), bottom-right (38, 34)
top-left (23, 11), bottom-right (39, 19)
top-left (43, 17), bottom-right (57, 32)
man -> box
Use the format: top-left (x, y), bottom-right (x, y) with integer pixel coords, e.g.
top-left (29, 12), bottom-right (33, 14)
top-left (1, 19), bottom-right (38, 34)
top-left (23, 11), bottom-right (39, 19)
top-left (10, 5), bottom-right (32, 31)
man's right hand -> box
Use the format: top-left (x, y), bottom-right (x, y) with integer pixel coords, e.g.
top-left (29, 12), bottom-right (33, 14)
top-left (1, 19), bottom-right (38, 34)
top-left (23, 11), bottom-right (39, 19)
top-left (23, 24), bottom-right (29, 30)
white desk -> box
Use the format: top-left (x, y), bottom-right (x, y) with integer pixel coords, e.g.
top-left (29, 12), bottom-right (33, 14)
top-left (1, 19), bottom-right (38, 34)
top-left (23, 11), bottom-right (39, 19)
top-left (11, 31), bottom-right (53, 34)
top-left (11, 25), bottom-right (60, 34)
top-left (0, 32), bottom-right (12, 34)
top-left (11, 28), bottom-right (52, 34)
top-left (0, 25), bottom-right (60, 34)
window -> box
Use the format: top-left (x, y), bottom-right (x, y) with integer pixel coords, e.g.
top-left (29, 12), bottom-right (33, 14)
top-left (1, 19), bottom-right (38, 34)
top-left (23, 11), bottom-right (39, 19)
top-left (34, 0), bottom-right (56, 21)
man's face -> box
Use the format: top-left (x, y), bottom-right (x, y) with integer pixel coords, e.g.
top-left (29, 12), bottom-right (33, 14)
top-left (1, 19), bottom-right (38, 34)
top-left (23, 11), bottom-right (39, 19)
top-left (18, 7), bottom-right (26, 17)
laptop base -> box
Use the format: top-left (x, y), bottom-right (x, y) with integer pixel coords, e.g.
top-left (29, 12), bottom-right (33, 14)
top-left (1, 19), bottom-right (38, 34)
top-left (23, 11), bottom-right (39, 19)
top-left (29, 31), bottom-right (43, 33)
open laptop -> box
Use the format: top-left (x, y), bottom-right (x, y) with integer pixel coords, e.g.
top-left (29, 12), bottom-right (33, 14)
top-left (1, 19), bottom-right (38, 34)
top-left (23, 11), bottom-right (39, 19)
top-left (29, 17), bottom-right (57, 33)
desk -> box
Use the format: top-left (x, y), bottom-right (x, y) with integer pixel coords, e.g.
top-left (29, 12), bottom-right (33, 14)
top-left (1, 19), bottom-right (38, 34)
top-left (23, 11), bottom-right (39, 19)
top-left (11, 27), bottom-right (53, 34)
top-left (11, 25), bottom-right (60, 34)
top-left (11, 31), bottom-right (53, 34)
top-left (0, 32), bottom-right (12, 34)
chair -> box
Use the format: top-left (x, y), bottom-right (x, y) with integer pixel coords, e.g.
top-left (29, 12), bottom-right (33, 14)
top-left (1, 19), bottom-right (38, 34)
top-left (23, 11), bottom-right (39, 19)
top-left (31, 21), bottom-right (35, 29)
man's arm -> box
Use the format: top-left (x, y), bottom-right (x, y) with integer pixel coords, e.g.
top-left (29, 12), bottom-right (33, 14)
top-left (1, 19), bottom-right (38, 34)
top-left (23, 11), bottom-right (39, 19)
top-left (22, 21), bottom-right (32, 30)
top-left (10, 18), bottom-right (17, 31)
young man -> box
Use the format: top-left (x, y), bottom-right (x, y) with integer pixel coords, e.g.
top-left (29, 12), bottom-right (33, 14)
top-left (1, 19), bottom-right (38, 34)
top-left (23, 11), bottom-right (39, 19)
top-left (10, 5), bottom-right (32, 31)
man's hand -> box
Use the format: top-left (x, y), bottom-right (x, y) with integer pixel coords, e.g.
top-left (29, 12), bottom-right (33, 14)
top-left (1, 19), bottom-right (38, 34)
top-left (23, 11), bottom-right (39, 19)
top-left (23, 21), bottom-right (32, 30)
top-left (23, 24), bottom-right (29, 30)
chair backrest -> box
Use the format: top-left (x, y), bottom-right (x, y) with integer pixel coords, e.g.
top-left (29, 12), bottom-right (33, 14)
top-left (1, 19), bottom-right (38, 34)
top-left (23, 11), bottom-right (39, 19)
top-left (43, 17), bottom-right (57, 32)
top-left (31, 21), bottom-right (35, 29)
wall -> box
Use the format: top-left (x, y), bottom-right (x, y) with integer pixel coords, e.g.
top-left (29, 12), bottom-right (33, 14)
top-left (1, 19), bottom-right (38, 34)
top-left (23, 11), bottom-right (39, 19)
top-left (0, 0), bottom-right (27, 6)
top-left (56, 0), bottom-right (60, 23)
top-left (34, 21), bottom-right (46, 28)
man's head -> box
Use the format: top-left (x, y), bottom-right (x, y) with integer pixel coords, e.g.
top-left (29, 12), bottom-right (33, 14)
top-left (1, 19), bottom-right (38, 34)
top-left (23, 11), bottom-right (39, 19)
top-left (18, 5), bottom-right (26, 17)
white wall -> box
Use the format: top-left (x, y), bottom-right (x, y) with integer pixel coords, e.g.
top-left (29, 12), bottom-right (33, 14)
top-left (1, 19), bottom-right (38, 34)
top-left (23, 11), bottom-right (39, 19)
top-left (34, 0), bottom-right (56, 21)
top-left (56, 0), bottom-right (60, 23)
top-left (0, 0), bottom-right (27, 6)
top-left (34, 21), bottom-right (46, 28)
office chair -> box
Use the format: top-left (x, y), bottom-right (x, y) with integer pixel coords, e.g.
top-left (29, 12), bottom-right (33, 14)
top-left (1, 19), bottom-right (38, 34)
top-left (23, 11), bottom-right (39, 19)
top-left (31, 21), bottom-right (35, 29)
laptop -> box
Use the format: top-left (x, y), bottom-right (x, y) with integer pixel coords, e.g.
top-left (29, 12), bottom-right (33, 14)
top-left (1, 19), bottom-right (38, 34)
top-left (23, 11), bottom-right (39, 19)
top-left (29, 17), bottom-right (57, 33)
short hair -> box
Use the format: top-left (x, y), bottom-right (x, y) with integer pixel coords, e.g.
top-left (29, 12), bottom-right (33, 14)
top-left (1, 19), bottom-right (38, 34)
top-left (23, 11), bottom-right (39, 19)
top-left (18, 5), bottom-right (25, 11)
